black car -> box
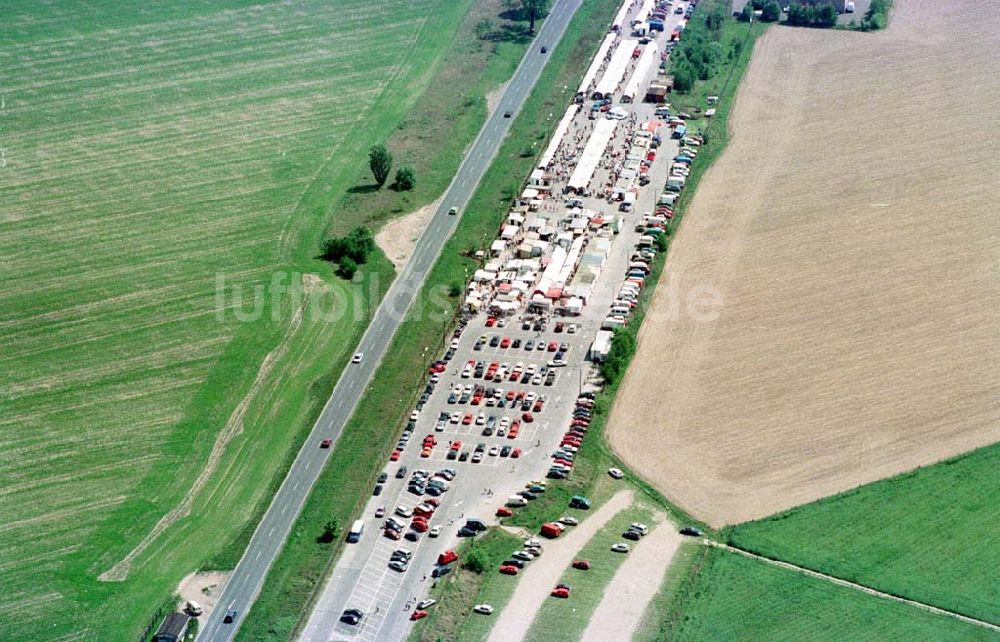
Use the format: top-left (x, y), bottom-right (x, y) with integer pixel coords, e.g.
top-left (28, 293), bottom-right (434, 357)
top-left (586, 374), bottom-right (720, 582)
top-left (512, 338), bottom-right (522, 348)
top-left (500, 445), bottom-right (512, 457)
top-left (378, 472), bottom-right (388, 484)
top-left (340, 608), bottom-right (364, 626)
top-left (622, 529), bottom-right (642, 541)
top-left (540, 45), bottom-right (547, 53)
top-left (680, 526), bottom-right (703, 537)
top-left (396, 466), bottom-right (408, 479)
top-left (465, 518), bottom-right (488, 532)
top-left (522, 320), bottom-right (532, 330)
top-left (489, 336), bottom-right (501, 347)
top-left (405, 531), bottom-right (421, 542)
top-left (459, 451), bottom-right (469, 461)
top-left (373, 484), bottom-right (383, 496)
top-left (432, 564), bottom-right (453, 578)
top-left (502, 558), bottom-right (525, 569)
top-left (457, 527), bottom-right (477, 538)
top-left (503, 110), bottom-right (512, 118)
top-left (446, 450), bottom-right (458, 460)
top-left (223, 610), bottom-right (238, 624)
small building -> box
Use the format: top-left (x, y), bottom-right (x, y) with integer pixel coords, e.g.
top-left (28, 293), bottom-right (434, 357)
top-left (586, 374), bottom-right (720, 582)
top-left (590, 330), bottom-right (614, 362)
top-left (154, 613), bottom-right (190, 642)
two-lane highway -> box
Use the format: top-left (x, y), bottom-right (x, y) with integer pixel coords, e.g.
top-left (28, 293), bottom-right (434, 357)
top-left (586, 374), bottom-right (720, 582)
top-left (198, 1), bottom-right (583, 639)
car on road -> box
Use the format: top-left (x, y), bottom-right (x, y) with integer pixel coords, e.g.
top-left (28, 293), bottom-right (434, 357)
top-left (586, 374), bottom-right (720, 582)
top-left (429, 525), bottom-right (442, 538)
top-left (608, 467), bottom-right (624, 479)
top-left (448, 206), bottom-right (458, 215)
top-left (320, 439), bottom-right (332, 448)
top-left (340, 608), bottom-right (363, 625)
top-left (375, 506), bottom-right (386, 518)
top-left (503, 110), bottom-right (511, 118)
top-left (395, 466), bottom-right (408, 479)
top-left (540, 45), bottom-right (547, 53)
top-left (473, 604), bottom-right (495, 615)
top-left (373, 483), bottom-right (383, 496)
top-left (611, 543), bottom-right (631, 553)
top-left (223, 610), bottom-right (237, 624)
top-left (352, 353), bottom-right (363, 363)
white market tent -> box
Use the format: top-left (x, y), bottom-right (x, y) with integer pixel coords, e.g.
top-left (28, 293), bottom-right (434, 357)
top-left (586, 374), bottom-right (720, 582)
top-left (593, 39), bottom-right (638, 99)
top-left (612, 0), bottom-right (632, 30)
top-left (538, 105), bottom-right (580, 169)
top-left (567, 118), bottom-right (618, 193)
top-left (577, 33), bottom-right (616, 97)
top-left (636, 0), bottom-right (656, 23)
top-left (622, 42), bottom-right (659, 103)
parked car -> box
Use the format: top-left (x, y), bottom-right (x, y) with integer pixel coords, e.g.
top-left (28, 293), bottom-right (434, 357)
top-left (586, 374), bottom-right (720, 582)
top-left (340, 608), bottom-right (363, 625)
top-left (473, 604), bottom-right (495, 615)
top-left (611, 543), bottom-right (631, 553)
top-left (680, 526), bottom-right (703, 537)
top-left (572, 559), bottom-right (590, 570)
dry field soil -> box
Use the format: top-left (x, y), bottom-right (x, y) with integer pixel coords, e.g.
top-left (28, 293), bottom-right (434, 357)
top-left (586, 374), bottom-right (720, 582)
top-left (606, 0), bottom-right (1000, 526)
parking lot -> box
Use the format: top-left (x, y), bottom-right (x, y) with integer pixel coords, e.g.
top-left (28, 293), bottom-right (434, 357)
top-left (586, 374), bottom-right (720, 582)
top-left (298, 3), bottom-right (690, 640)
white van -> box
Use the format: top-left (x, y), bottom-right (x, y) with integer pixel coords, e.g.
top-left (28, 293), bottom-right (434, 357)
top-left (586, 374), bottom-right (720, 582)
top-left (347, 519), bottom-right (364, 543)
top-left (185, 601), bottom-right (203, 616)
top-left (610, 305), bottom-right (631, 317)
top-left (507, 496), bottom-right (528, 507)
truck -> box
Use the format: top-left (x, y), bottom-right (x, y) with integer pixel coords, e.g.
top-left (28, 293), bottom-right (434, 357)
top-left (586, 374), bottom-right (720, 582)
top-left (540, 522), bottom-right (565, 538)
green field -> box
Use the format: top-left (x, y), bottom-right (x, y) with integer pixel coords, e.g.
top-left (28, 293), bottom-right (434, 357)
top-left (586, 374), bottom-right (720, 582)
top-left (0, 0), bottom-right (475, 639)
top-left (727, 443), bottom-right (1000, 625)
top-left (668, 548), bottom-right (997, 641)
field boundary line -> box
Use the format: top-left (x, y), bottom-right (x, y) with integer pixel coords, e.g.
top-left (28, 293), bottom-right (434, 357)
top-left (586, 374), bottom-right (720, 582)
top-left (707, 541), bottom-right (1000, 633)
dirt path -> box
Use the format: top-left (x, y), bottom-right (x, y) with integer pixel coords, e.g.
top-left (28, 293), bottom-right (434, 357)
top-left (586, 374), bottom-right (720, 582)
top-left (375, 197), bottom-right (442, 270)
top-left (579, 517), bottom-right (683, 642)
top-left (605, 0), bottom-right (1000, 527)
top-left (487, 490), bottom-right (634, 642)
top-left (177, 571), bottom-right (230, 619)
top-left (712, 543), bottom-right (1000, 634)
top-left (99, 275), bottom-right (315, 581)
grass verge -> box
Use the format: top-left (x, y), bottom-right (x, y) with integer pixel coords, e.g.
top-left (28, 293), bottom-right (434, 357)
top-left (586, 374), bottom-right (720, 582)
top-left (631, 542), bottom-right (708, 642)
top-left (669, 547), bottom-right (996, 641)
top-left (410, 529), bottom-right (522, 642)
top-left (524, 504), bottom-right (654, 641)
top-left (725, 442), bottom-right (1000, 625)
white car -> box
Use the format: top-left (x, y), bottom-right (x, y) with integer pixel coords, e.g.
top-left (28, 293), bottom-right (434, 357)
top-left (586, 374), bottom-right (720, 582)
top-left (608, 467), bottom-right (624, 479)
top-left (417, 598), bottom-right (437, 610)
top-left (559, 516), bottom-right (579, 526)
top-left (450, 412), bottom-right (462, 424)
top-left (395, 506), bottom-right (413, 518)
top-left (512, 550), bottom-right (535, 561)
top-left (473, 604), bottom-right (494, 615)
top-left (429, 525), bottom-right (442, 538)
top-left (352, 353), bottom-right (363, 363)
top-left (488, 445), bottom-right (499, 456)
top-left (630, 522), bottom-right (649, 535)
top-left (611, 543), bottom-right (631, 553)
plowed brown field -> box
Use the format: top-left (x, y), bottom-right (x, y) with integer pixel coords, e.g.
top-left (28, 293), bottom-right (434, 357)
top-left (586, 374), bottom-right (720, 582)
top-left (606, 0), bottom-right (1000, 527)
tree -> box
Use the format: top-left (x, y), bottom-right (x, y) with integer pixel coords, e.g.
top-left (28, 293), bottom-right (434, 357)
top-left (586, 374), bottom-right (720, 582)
top-left (739, 3), bottom-right (754, 21)
top-left (394, 165), bottom-right (416, 191)
top-left (599, 328), bottom-right (637, 385)
top-left (815, 2), bottom-right (838, 26)
top-left (672, 61), bottom-right (695, 93)
top-left (507, 0), bottom-right (550, 33)
top-left (318, 519), bottom-right (339, 543)
top-left (337, 256), bottom-right (357, 279)
top-left (761, 0), bottom-right (782, 21)
top-left (368, 144), bottom-right (393, 187)
top-left (463, 549), bottom-right (489, 574)
top-left (322, 227), bottom-right (375, 264)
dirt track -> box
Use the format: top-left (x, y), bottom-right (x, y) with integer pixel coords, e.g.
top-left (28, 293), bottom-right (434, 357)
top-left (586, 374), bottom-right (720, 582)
top-left (606, 0), bottom-right (1000, 526)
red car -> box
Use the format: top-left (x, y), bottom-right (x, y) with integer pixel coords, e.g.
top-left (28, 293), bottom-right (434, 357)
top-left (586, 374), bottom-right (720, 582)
top-left (506, 390), bottom-right (517, 401)
top-left (533, 400), bottom-right (544, 412)
top-left (547, 341), bottom-right (558, 352)
top-left (410, 610), bottom-right (429, 621)
top-left (384, 528), bottom-right (401, 540)
top-left (425, 497), bottom-right (441, 507)
top-left (390, 450), bottom-right (401, 462)
top-left (462, 413), bottom-right (473, 425)
top-left (450, 440), bottom-right (462, 451)
top-left (428, 361), bottom-right (446, 374)
top-left (508, 423), bottom-right (521, 439)
top-left (411, 519), bottom-right (429, 533)
top-left (572, 560), bottom-right (591, 570)
top-left (420, 448), bottom-right (432, 458)
top-left (438, 549), bottom-right (459, 565)
top-left (511, 448), bottom-right (522, 458)
top-left (414, 505), bottom-right (434, 518)
top-left (486, 316), bottom-right (497, 327)
top-left (496, 506), bottom-right (513, 517)
top-left (551, 585), bottom-right (571, 599)
top-left (499, 565), bottom-right (520, 576)
top-left (500, 337), bottom-right (511, 348)
top-left (521, 412), bottom-right (534, 423)
top-left (471, 395), bottom-right (482, 406)
top-left (632, 46), bottom-right (641, 58)
top-left (320, 439), bottom-right (333, 448)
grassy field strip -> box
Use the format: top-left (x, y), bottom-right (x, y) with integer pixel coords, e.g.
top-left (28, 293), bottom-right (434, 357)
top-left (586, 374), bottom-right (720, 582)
top-left (630, 543), bottom-right (706, 642)
top-left (713, 542), bottom-right (1000, 633)
top-left (0, 0), bottom-right (467, 638)
top-left (578, 518), bottom-right (683, 642)
top-left (670, 547), bottom-right (998, 641)
top-left (524, 505), bottom-right (656, 642)
top-left (487, 491), bottom-right (634, 642)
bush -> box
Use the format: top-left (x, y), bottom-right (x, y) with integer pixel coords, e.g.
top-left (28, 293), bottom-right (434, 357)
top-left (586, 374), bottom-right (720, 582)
top-left (394, 165), bottom-right (416, 191)
top-left (761, 0), bottom-right (782, 21)
top-left (599, 328), bottom-right (637, 385)
top-left (738, 3), bottom-right (754, 22)
top-left (463, 549), bottom-right (489, 574)
top-left (667, 3), bottom-right (727, 93)
top-left (337, 256), bottom-right (358, 279)
top-left (322, 227), bottom-right (376, 264)
top-left (786, 2), bottom-right (838, 27)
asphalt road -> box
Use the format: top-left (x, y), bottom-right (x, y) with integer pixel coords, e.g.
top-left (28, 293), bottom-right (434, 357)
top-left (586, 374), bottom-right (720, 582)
top-left (197, 2), bottom-right (583, 640)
